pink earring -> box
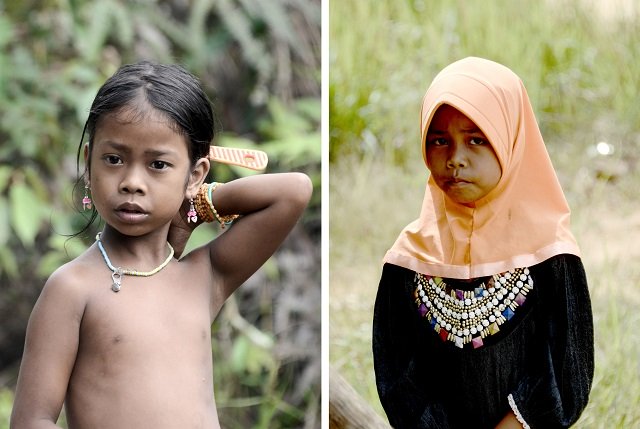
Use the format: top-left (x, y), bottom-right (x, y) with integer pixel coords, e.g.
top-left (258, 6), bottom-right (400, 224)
top-left (187, 199), bottom-right (197, 223)
top-left (82, 184), bottom-right (92, 210)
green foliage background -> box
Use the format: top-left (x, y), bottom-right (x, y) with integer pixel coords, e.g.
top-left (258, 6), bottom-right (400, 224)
top-left (0, 0), bottom-right (320, 428)
top-left (330, 1), bottom-right (640, 428)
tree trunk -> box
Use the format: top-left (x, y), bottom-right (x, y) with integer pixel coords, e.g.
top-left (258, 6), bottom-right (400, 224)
top-left (329, 365), bottom-right (391, 429)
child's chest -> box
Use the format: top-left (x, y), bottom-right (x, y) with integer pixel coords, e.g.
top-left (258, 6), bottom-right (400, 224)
top-left (78, 267), bottom-right (214, 363)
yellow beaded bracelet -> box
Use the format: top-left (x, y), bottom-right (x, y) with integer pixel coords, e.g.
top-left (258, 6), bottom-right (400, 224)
top-left (205, 182), bottom-right (239, 228)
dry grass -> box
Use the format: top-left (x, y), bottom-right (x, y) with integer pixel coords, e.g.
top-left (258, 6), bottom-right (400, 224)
top-left (329, 153), bottom-right (640, 427)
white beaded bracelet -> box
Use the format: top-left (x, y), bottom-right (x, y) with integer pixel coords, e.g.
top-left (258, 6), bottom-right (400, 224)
top-left (507, 394), bottom-right (531, 429)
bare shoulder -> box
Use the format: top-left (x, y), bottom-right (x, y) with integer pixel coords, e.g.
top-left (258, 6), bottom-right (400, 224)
top-left (37, 245), bottom-right (100, 312)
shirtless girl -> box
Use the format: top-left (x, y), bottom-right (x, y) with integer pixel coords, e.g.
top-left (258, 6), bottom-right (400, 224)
top-left (10, 61), bottom-right (312, 429)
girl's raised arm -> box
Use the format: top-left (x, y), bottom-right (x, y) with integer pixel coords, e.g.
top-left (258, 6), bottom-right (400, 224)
top-left (11, 265), bottom-right (86, 429)
top-left (203, 172), bottom-right (312, 301)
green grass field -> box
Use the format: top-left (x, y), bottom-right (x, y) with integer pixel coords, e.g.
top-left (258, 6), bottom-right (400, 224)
top-left (330, 1), bottom-right (640, 427)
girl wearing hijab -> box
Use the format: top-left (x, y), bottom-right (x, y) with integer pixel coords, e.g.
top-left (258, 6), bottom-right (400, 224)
top-left (373, 57), bottom-right (594, 429)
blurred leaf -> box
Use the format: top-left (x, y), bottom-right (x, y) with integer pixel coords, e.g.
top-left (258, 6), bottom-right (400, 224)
top-left (0, 166), bottom-right (12, 191)
top-left (261, 257), bottom-right (280, 282)
top-left (0, 388), bottom-right (14, 427)
top-left (259, 99), bottom-right (310, 139)
top-left (294, 97), bottom-right (321, 123)
top-left (47, 230), bottom-right (88, 261)
top-left (230, 335), bottom-right (250, 373)
top-left (0, 14), bottom-right (14, 48)
top-left (254, 98), bottom-right (321, 170)
top-left (214, 0), bottom-right (272, 79)
top-left (9, 182), bottom-right (46, 246)
top-left (217, 134), bottom-right (261, 149)
top-left (37, 251), bottom-right (69, 278)
top-left (260, 134), bottom-right (320, 167)
top-left (0, 197), bottom-right (9, 246)
top-left (230, 335), bottom-right (275, 375)
top-left (0, 246), bottom-right (19, 279)
top-left (24, 166), bottom-right (49, 201)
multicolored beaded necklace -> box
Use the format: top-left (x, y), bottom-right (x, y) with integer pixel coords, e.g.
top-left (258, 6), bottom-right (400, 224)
top-left (414, 268), bottom-right (533, 349)
top-left (96, 232), bottom-right (174, 293)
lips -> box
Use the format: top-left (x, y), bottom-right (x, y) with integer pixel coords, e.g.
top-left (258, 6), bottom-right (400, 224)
top-left (446, 178), bottom-right (472, 185)
top-left (115, 202), bottom-right (148, 223)
top-left (116, 202), bottom-right (146, 213)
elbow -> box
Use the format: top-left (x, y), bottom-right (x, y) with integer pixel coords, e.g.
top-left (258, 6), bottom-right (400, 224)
top-left (10, 413), bottom-right (33, 429)
top-left (287, 172), bottom-right (313, 211)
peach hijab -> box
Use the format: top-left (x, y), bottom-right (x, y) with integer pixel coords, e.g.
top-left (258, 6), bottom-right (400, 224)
top-left (383, 57), bottom-right (580, 279)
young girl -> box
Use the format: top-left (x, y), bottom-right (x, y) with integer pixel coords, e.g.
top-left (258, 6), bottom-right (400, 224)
top-left (10, 61), bottom-right (312, 428)
top-left (373, 57), bottom-right (594, 428)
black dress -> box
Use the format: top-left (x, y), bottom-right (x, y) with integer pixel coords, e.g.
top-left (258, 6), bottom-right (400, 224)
top-left (373, 254), bottom-right (593, 428)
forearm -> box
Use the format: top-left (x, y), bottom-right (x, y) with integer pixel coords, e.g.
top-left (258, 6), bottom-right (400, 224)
top-left (208, 173), bottom-right (312, 218)
top-left (197, 172), bottom-right (311, 291)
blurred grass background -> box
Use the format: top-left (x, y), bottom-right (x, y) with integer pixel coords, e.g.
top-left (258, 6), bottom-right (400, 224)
top-left (0, 1), bottom-right (320, 428)
top-left (329, 0), bottom-right (640, 428)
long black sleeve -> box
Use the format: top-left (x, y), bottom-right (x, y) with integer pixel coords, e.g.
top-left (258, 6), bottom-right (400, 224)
top-left (509, 255), bottom-right (594, 428)
top-left (373, 264), bottom-right (450, 428)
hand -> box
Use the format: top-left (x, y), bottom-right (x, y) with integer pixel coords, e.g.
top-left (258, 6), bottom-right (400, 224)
top-left (495, 411), bottom-right (524, 429)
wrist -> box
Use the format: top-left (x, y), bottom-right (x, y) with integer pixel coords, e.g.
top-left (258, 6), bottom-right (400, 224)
top-left (195, 182), bottom-right (240, 228)
top-left (506, 394), bottom-right (529, 429)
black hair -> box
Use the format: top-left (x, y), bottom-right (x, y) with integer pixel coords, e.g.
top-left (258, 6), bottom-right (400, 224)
top-left (73, 61), bottom-right (216, 236)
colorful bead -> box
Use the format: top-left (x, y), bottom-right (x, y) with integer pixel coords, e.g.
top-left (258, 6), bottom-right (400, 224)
top-left (439, 328), bottom-right (449, 342)
top-left (503, 307), bottom-right (515, 320)
top-left (488, 322), bottom-right (500, 335)
top-left (418, 304), bottom-right (428, 317)
top-left (414, 267), bottom-right (533, 349)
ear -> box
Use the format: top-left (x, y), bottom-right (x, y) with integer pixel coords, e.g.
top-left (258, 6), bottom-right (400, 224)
top-left (185, 157), bottom-right (210, 199)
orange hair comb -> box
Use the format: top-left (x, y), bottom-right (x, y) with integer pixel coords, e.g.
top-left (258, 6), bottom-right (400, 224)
top-left (208, 146), bottom-right (268, 171)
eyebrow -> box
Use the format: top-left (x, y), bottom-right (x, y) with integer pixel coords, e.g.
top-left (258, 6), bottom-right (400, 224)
top-left (426, 127), bottom-right (485, 135)
top-left (461, 126), bottom-right (484, 134)
top-left (100, 141), bottom-right (178, 157)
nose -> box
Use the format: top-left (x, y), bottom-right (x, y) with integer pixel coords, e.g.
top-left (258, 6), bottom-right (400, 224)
top-left (119, 166), bottom-right (146, 195)
top-left (446, 142), bottom-right (468, 169)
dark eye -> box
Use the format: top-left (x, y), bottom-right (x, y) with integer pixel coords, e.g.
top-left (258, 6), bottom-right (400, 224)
top-left (104, 155), bottom-right (122, 165)
top-left (429, 138), bottom-right (448, 146)
top-left (469, 137), bottom-right (487, 146)
top-left (151, 160), bottom-right (169, 170)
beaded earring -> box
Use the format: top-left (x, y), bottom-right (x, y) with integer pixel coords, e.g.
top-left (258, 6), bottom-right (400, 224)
top-left (187, 198), bottom-right (198, 223)
top-left (82, 183), bottom-right (92, 210)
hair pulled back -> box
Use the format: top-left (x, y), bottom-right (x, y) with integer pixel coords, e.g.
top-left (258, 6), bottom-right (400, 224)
top-left (78, 61), bottom-right (215, 171)
top-left (73, 61), bottom-right (215, 236)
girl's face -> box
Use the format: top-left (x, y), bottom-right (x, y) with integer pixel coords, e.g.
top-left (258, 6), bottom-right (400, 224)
top-left (87, 106), bottom-right (205, 236)
top-left (425, 105), bottom-right (502, 205)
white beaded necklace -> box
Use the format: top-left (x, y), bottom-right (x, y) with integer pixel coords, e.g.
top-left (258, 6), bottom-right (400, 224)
top-left (96, 232), bottom-right (174, 292)
top-left (414, 268), bottom-right (533, 349)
